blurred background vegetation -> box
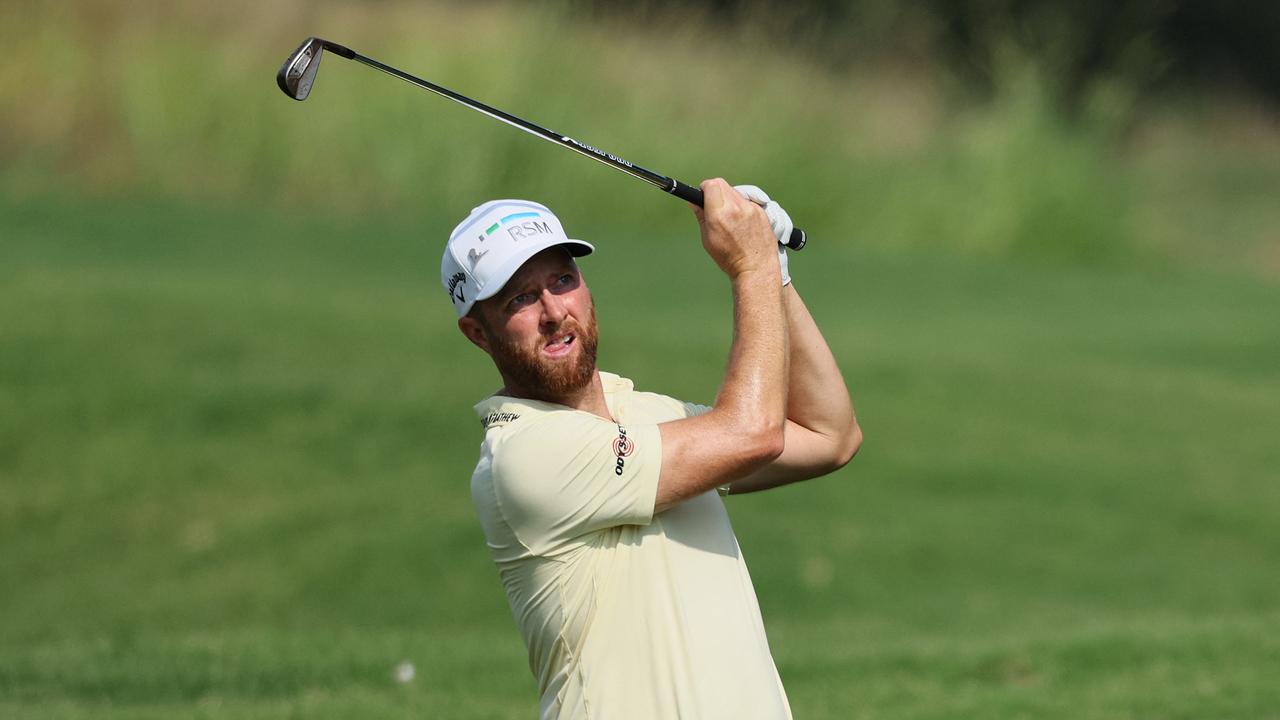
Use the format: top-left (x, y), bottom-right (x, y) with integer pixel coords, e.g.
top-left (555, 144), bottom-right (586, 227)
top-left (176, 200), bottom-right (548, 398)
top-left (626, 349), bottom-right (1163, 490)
top-left (3, 0), bottom-right (1279, 271)
top-left (2, 1), bottom-right (1278, 718)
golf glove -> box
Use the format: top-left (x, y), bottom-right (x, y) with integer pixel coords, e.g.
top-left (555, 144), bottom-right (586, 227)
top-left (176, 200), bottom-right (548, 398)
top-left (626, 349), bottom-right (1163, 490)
top-left (734, 184), bottom-right (793, 286)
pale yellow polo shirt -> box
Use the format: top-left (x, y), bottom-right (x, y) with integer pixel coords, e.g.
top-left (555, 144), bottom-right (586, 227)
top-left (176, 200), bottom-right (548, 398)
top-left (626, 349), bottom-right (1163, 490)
top-left (470, 371), bottom-right (792, 720)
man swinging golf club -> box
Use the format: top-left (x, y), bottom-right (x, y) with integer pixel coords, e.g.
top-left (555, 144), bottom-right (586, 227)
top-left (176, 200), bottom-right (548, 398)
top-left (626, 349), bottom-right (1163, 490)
top-left (445, 179), bottom-right (861, 719)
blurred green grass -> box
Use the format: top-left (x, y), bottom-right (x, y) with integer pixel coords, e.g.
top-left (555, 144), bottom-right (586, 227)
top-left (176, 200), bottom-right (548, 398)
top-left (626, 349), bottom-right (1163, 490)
top-left (2, 194), bottom-right (1278, 718)
top-left (4, 1), bottom-right (1280, 717)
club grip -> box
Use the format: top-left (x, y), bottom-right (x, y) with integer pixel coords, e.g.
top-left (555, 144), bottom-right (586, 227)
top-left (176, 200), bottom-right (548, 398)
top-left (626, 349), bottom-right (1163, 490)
top-left (669, 180), bottom-right (807, 251)
top-left (669, 179), bottom-right (705, 205)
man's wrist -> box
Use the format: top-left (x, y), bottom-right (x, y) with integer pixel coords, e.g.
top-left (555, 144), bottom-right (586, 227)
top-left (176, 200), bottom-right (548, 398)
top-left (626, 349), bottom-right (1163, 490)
top-left (730, 262), bottom-right (783, 285)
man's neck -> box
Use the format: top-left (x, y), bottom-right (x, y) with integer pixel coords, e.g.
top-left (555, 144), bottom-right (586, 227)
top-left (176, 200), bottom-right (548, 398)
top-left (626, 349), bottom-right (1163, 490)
top-left (499, 371), bottom-right (614, 421)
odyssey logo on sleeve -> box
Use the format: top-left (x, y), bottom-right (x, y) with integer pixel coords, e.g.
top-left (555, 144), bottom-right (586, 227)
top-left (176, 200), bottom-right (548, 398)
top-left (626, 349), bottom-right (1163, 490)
top-left (613, 425), bottom-right (635, 476)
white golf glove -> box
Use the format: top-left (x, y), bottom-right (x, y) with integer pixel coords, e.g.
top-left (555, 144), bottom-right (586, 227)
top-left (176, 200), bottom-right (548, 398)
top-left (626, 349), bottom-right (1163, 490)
top-left (733, 184), bottom-right (793, 286)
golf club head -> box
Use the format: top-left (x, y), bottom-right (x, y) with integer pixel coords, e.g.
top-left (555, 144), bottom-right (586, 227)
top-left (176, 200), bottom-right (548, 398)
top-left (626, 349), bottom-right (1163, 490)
top-left (277, 37), bottom-right (326, 100)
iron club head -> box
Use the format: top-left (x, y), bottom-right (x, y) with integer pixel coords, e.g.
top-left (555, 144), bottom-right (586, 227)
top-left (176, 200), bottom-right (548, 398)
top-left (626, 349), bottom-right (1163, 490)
top-left (277, 36), bottom-right (325, 100)
top-left (277, 37), bottom-right (358, 100)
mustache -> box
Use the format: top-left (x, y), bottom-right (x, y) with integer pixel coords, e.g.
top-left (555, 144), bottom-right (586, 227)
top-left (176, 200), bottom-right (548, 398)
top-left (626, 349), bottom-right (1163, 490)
top-left (540, 320), bottom-right (586, 343)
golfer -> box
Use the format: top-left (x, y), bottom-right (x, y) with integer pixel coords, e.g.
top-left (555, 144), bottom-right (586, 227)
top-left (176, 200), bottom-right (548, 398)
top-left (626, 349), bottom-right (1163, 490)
top-left (443, 179), bottom-right (861, 719)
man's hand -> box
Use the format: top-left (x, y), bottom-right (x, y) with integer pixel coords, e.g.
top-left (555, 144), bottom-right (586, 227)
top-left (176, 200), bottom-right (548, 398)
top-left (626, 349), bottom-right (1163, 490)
top-left (691, 179), bottom-right (780, 280)
top-left (733, 184), bottom-right (793, 286)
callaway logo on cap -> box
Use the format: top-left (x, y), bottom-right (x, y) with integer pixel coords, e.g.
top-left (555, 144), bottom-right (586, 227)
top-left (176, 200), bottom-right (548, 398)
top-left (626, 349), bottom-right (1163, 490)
top-left (441, 200), bottom-right (594, 317)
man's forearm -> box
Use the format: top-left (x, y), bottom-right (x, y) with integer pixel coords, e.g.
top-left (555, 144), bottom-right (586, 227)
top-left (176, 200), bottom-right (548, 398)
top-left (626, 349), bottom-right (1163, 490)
top-left (782, 285), bottom-right (855, 438)
top-left (721, 284), bottom-right (856, 496)
top-left (715, 269), bottom-right (789, 436)
top-left (652, 246), bottom-right (790, 512)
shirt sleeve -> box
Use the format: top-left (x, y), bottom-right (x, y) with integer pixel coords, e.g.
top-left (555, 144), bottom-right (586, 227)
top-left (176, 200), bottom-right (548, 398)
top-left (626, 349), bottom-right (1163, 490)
top-left (490, 412), bottom-right (662, 555)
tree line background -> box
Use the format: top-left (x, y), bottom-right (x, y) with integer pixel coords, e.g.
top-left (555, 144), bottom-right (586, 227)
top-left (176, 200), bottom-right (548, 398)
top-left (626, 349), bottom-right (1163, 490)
top-left (571, 0), bottom-right (1280, 111)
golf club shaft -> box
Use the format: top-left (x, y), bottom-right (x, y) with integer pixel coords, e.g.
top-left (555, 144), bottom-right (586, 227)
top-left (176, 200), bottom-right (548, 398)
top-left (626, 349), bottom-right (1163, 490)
top-left (319, 40), bottom-right (808, 251)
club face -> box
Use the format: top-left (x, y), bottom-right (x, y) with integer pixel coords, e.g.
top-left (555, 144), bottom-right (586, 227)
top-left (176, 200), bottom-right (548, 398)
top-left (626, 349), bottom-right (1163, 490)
top-left (277, 37), bottom-right (325, 100)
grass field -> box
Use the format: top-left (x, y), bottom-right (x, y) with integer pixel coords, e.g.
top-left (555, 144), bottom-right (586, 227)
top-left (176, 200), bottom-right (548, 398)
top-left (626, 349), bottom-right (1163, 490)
top-left (2, 193), bottom-right (1278, 718)
top-left (4, 1), bottom-right (1280, 716)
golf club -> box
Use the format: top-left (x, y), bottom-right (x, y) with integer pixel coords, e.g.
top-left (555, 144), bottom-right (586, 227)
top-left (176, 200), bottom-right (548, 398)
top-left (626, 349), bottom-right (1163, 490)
top-left (276, 37), bottom-right (808, 250)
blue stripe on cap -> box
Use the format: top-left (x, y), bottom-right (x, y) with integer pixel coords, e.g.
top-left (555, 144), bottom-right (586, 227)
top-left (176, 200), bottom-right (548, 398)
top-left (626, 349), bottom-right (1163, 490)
top-left (449, 201), bottom-right (550, 242)
top-left (500, 211), bottom-right (541, 223)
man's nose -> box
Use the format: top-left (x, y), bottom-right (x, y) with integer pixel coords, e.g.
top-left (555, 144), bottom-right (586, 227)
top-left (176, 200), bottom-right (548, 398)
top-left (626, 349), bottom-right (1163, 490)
top-left (539, 289), bottom-right (567, 324)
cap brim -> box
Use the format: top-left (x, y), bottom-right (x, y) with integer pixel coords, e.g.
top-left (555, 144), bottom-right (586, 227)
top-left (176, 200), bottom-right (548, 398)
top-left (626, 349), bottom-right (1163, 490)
top-left (473, 239), bottom-right (595, 304)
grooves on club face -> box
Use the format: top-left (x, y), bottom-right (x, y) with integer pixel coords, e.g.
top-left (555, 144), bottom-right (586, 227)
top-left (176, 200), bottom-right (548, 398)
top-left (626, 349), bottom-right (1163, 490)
top-left (277, 37), bottom-right (325, 100)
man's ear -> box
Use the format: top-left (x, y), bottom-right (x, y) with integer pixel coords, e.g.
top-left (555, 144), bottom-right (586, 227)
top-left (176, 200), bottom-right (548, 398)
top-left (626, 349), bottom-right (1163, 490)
top-left (458, 315), bottom-right (491, 353)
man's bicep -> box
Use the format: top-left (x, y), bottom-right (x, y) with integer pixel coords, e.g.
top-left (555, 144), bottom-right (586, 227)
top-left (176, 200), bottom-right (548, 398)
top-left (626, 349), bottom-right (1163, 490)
top-left (491, 418), bottom-right (661, 551)
top-left (726, 419), bottom-right (853, 494)
top-left (655, 411), bottom-right (779, 512)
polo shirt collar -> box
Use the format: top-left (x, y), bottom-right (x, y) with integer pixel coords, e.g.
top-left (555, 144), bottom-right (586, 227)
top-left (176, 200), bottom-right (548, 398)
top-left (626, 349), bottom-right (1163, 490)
top-left (473, 371), bottom-right (632, 429)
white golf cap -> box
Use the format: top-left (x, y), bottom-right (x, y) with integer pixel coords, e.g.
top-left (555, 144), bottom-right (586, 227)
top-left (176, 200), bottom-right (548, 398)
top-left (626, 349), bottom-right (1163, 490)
top-left (441, 199), bottom-right (594, 317)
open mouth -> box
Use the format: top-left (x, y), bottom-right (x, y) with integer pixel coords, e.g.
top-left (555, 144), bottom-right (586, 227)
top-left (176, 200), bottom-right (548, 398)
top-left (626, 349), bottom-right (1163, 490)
top-left (542, 333), bottom-right (576, 358)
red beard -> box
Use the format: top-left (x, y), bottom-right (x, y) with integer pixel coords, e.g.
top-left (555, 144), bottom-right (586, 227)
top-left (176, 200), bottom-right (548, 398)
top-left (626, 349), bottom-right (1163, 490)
top-left (486, 305), bottom-right (599, 402)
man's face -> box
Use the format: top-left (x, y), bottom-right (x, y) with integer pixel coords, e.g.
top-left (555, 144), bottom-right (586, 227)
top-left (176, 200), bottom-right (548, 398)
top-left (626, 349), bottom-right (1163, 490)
top-left (460, 247), bottom-right (599, 402)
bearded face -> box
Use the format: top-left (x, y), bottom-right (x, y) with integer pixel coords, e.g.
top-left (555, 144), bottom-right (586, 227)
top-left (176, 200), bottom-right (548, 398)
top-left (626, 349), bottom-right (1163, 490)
top-left (480, 299), bottom-right (599, 402)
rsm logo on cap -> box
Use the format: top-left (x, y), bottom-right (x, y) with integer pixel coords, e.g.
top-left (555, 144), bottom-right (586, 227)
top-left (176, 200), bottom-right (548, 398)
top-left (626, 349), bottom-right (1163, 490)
top-left (477, 212), bottom-right (554, 243)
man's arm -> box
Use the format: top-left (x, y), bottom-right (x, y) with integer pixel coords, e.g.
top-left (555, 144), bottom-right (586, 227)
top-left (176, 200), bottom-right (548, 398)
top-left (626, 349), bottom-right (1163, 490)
top-left (652, 179), bottom-right (789, 513)
top-left (728, 283), bottom-right (861, 494)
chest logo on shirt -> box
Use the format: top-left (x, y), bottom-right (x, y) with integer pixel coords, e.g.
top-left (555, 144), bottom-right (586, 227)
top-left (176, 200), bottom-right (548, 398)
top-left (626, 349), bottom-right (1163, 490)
top-left (613, 425), bottom-right (634, 476)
